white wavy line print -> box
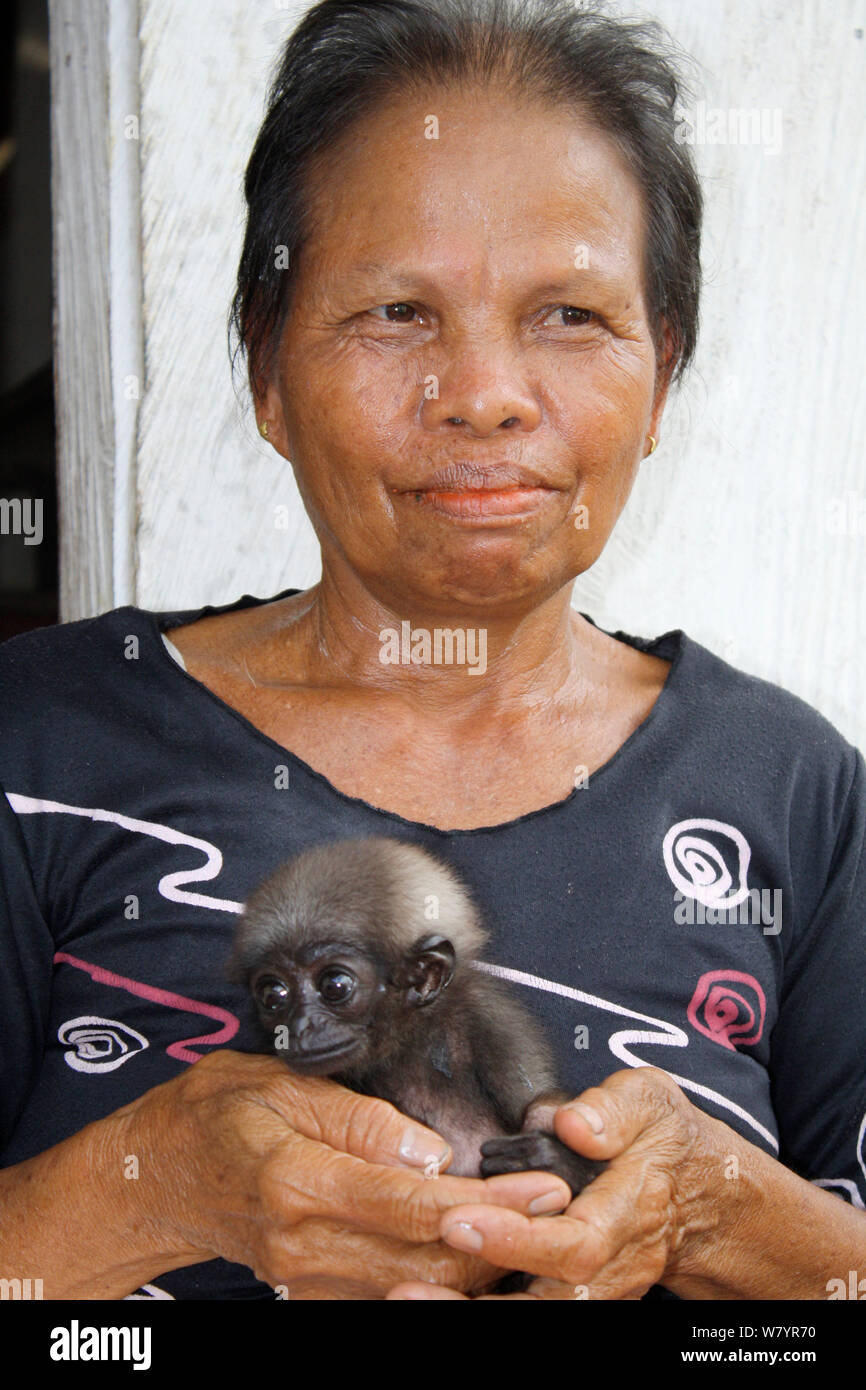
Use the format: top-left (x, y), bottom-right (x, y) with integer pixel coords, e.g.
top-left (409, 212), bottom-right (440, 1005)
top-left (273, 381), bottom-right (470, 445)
top-left (6, 794), bottom-right (244, 914)
top-left (123, 1284), bottom-right (176, 1300)
top-left (7, 794), bottom-right (826, 1163)
top-left (474, 960), bottom-right (779, 1151)
top-left (813, 1179), bottom-right (865, 1210)
top-left (812, 1110), bottom-right (866, 1208)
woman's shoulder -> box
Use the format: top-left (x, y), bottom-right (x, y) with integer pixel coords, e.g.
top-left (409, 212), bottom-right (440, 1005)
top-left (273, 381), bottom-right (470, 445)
top-left (0, 610), bottom-right (150, 778)
top-left (0, 589), bottom-right (298, 697)
top-left (0, 606), bottom-right (127, 690)
top-left (595, 611), bottom-right (859, 768)
top-left (678, 629), bottom-right (857, 750)
top-left (665, 628), bottom-right (864, 823)
top-left (0, 604), bottom-right (156, 699)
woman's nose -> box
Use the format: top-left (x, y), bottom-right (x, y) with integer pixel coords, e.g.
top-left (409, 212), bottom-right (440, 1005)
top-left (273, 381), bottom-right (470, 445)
top-left (420, 345), bottom-right (542, 436)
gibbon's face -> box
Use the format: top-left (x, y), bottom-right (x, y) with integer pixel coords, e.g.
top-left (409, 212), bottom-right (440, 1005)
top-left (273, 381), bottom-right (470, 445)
top-left (249, 934), bottom-right (455, 1075)
top-left (260, 83), bottom-right (672, 619)
top-left (251, 946), bottom-right (382, 1074)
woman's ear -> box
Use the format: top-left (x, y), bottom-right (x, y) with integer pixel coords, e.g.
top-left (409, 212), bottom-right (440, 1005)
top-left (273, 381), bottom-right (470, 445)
top-left (647, 319), bottom-right (678, 451)
top-left (254, 375), bottom-right (290, 460)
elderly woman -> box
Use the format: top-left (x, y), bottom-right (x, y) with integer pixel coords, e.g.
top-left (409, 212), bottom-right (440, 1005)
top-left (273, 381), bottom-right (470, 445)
top-left (0, 0), bottom-right (864, 1302)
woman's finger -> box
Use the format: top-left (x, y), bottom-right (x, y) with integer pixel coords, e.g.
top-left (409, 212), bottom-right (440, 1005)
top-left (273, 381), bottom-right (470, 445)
top-left (387, 1276), bottom-right (575, 1300)
top-left (553, 1067), bottom-right (699, 1164)
top-left (386, 1281), bottom-right (472, 1300)
top-left (261, 1130), bottom-right (572, 1244)
top-left (438, 1202), bottom-right (607, 1285)
top-left (267, 1216), bottom-right (499, 1296)
top-left (437, 1152), bottom-right (674, 1290)
top-left (245, 1064), bottom-right (455, 1170)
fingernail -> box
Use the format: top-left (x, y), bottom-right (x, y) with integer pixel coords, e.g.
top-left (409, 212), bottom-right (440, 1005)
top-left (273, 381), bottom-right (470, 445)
top-left (529, 1188), bottom-right (569, 1215)
top-left (563, 1101), bottom-right (605, 1134)
top-left (399, 1127), bottom-right (449, 1167)
top-left (442, 1221), bottom-right (483, 1252)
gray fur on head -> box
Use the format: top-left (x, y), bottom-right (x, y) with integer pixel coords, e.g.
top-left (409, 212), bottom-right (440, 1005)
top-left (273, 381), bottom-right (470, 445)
top-left (231, 837), bottom-right (487, 978)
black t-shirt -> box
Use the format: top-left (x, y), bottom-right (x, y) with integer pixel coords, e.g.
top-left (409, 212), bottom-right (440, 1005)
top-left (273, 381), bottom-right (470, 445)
top-left (1, 588), bottom-right (864, 1299)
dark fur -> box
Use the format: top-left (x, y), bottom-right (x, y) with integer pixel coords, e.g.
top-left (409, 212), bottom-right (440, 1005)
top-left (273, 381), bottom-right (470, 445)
top-left (231, 837), bottom-right (606, 1197)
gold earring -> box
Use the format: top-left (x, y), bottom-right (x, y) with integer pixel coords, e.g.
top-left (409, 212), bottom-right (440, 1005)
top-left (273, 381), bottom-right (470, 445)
top-left (258, 420), bottom-right (270, 440)
top-left (647, 435), bottom-right (657, 455)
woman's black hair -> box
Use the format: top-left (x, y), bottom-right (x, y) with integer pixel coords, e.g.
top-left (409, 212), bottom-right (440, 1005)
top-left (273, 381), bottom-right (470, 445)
top-left (230, 0), bottom-right (702, 400)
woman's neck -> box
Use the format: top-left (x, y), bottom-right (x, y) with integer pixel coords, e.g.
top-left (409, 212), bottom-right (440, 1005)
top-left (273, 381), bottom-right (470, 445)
top-left (269, 566), bottom-right (597, 718)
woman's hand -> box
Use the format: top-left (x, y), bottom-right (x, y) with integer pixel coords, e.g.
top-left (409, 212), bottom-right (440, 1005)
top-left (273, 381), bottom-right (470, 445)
top-left (388, 1066), bottom-right (701, 1300)
top-left (387, 1066), bottom-right (866, 1300)
top-left (124, 1049), bottom-right (574, 1299)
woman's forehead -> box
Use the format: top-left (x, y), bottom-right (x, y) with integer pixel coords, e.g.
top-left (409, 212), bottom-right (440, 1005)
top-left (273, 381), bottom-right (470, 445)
top-left (300, 87), bottom-right (646, 288)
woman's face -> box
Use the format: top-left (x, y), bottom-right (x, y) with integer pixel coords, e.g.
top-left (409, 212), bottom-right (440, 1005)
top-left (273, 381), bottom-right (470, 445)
top-left (261, 84), bottom-right (672, 616)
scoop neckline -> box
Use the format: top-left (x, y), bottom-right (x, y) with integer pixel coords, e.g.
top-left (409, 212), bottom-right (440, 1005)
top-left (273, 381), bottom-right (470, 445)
top-left (143, 593), bottom-right (688, 838)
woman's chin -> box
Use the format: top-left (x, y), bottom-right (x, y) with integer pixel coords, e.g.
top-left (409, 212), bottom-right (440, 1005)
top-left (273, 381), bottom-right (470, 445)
top-left (372, 554), bottom-right (591, 616)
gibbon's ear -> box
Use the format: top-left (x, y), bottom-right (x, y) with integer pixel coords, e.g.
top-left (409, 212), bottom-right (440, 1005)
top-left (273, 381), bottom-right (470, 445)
top-left (400, 935), bottom-right (456, 1007)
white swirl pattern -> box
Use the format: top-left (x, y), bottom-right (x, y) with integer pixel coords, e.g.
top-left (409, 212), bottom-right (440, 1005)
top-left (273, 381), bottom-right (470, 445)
top-left (662, 817), bottom-right (752, 908)
top-left (58, 1015), bottom-right (149, 1072)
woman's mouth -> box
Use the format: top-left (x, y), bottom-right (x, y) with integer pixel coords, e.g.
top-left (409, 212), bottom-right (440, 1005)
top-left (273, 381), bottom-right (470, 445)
top-left (407, 486), bottom-right (558, 521)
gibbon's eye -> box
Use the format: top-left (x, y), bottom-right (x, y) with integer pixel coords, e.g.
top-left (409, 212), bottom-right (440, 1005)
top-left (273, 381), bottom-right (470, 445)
top-left (369, 302), bottom-right (421, 323)
top-left (255, 977), bottom-right (290, 1013)
top-left (317, 968), bottom-right (356, 1004)
top-left (544, 306), bottom-right (595, 328)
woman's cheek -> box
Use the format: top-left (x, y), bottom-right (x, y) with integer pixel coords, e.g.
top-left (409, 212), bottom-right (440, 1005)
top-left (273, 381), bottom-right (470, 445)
top-left (564, 445), bottom-right (644, 564)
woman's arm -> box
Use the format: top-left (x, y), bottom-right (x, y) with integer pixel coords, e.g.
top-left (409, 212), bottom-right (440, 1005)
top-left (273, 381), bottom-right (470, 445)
top-left (666, 1112), bottom-right (866, 1300)
top-left (0, 1050), bottom-right (573, 1299)
top-left (389, 1068), bottom-right (866, 1300)
top-left (0, 1099), bottom-right (195, 1299)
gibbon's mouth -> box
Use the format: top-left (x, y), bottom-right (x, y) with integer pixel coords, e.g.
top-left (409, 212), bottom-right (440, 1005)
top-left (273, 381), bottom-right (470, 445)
top-left (278, 1039), bottom-right (360, 1071)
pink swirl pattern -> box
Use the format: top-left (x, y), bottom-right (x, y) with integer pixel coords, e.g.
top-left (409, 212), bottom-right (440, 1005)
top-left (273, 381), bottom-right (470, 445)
top-left (687, 969), bottom-right (766, 1051)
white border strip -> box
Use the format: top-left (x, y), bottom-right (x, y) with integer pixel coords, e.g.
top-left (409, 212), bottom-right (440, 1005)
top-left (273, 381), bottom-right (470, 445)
top-left (108, 0), bottom-right (143, 607)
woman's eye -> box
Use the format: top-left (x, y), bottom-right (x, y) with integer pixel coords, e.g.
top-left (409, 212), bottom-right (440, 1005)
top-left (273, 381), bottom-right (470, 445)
top-left (256, 977), bottom-right (289, 1013)
top-left (545, 306), bottom-right (595, 328)
top-left (369, 302), bottom-right (421, 323)
top-left (318, 969), bottom-right (356, 1004)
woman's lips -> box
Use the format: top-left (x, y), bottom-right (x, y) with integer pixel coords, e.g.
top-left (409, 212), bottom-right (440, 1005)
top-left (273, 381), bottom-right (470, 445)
top-left (408, 486), bottom-right (558, 520)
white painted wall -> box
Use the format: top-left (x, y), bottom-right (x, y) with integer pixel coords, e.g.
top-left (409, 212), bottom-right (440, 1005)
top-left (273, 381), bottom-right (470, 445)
top-left (53, 0), bottom-right (866, 746)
